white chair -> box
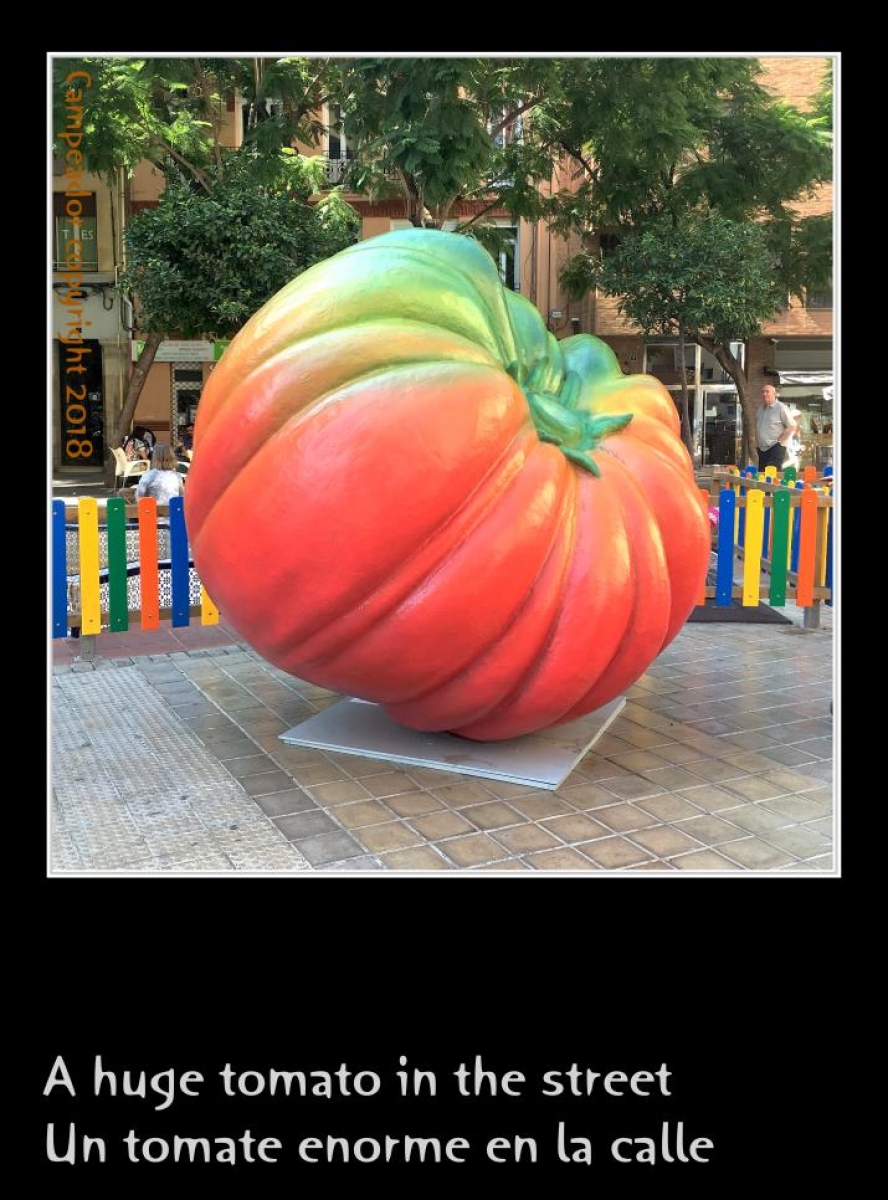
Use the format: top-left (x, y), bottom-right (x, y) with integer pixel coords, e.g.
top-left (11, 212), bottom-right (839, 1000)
top-left (111, 447), bottom-right (150, 489)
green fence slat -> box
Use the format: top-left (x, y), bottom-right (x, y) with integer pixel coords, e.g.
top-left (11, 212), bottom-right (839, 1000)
top-left (106, 498), bottom-right (129, 631)
top-left (769, 489), bottom-right (790, 607)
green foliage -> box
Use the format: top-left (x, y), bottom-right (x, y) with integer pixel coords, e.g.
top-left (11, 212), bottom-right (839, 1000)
top-left (335, 58), bottom-right (556, 226)
top-left (119, 154), bottom-right (359, 339)
top-left (592, 212), bottom-right (782, 343)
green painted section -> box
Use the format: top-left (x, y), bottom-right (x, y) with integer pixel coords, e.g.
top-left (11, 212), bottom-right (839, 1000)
top-left (769, 490), bottom-right (790, 607)
top-left (106, 498), bottom-right (129, 631)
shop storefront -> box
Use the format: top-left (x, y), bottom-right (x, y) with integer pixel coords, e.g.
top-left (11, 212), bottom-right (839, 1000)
top-left (772, 338), bottom-right (834, 471)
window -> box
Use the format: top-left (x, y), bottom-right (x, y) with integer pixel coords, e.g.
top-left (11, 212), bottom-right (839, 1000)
top-left (805, 279), bottom-right (833, 309)
top-left (324, 104), bottom-right (357, 184)
top-left (488, 106), bottom-right (523, 149)
top-left (53, 192), bottom-right (97, 271)
top-left (171, 364), bottom-right (205, 443)
top-left (498, 227), bottom-right (519, 291)
top-left (599, 233), bottom-right (622, 259)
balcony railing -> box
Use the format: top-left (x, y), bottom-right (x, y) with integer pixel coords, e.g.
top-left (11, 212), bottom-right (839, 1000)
top-left (318, 157), bottom-right (400, 187)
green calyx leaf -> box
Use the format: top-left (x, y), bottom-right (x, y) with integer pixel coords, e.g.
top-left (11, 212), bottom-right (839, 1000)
top-left (526, 389), bottom-right (633, 476)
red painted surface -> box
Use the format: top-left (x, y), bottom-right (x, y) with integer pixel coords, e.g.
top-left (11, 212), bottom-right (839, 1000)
top-left (186, 230), bottom-right (709, 740)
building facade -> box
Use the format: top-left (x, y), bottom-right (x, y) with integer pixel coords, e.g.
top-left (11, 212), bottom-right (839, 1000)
top-left (51, 57), bottom-right (834, 476)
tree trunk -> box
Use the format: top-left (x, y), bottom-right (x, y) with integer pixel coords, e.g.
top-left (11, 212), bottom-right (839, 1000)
top-left (112, 330), bottom-right (163, 449)
top-left (708, 340), bottom-right (754, 466)
top-left (677, 325), bottom-right (693, 457)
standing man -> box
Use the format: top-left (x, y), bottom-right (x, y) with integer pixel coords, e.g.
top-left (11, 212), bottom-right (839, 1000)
top-left (755, 384), bottom-right (797, 472)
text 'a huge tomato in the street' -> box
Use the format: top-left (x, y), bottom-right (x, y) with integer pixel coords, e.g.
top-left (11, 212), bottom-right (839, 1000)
top-left (186, 229), bottom-right (709, 741)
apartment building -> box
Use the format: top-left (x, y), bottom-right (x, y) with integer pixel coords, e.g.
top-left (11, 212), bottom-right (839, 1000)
top-left (51, 57), bottom-right (833, 476)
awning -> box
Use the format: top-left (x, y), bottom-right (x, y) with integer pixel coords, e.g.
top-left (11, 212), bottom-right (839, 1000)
top-left (777, 371), bottom-right (833, 386)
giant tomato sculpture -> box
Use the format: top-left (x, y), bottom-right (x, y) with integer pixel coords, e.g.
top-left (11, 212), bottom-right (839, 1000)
top-left (186, 230), bottom-right (709, 741)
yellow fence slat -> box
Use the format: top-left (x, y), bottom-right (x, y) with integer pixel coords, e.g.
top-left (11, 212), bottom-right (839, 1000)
top-left (77, 498), bottom-right (102, 635)
top-left (200, 586), bottom-right (219, 626)
top-left (742, 490), bottom-right (765, 607)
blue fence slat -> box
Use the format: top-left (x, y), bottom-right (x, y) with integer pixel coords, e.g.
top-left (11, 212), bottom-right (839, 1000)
top-left (168, 497), bottom-right (190, 628)
top-left (715, 488), bottom-right (736, 606)
top-left (52, 500), bottom-right (68, 638)
top-left (825, 505), bottom-right (833, 607)
top-left (738, 466), bottom-right (756, 546)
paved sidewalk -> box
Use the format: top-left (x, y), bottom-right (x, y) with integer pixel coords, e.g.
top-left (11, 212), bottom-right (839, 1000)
top-left (50, 607), bottom-right (836, 875)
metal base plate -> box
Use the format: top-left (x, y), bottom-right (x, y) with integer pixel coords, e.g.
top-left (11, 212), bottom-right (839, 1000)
top-left (280, 697), bottom-right (626, 790)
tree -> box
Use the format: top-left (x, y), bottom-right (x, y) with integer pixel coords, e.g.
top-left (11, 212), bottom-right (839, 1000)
top-left (117, 154), bottom-right (359, 444)
top-left (52, 56), bottom-right (348, 464)
top-left (579, 212), bottom-right (785, 457)
top-left (550, 57), bottom-right (832, 461)
top-left (334, 58), bottom-right (558, 230)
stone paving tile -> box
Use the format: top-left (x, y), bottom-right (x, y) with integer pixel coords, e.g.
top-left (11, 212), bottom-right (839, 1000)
top-left (239, 770), bottom-right (299, 797)
top-left (635, 793), bottom-right (704, 822)
top-left (470, 859), bottom-right (532, 871)
top-left (758, 769), bottom-right (830, 794)
top-left (758, 826), bottom-right (832, 859)
top-left (294, 830), bottom-right (366, 865)
top-left (577, 837), bottom-right (652, 868)
top-left (598, 774), bottom-right (666, 801)
top-left (323, 856), bottom-right (387, 871)
top-left (436, 833), bottom-right (512, 868)
top-left (627, 825), bottom-right (703, 858)
top-left (803, 816), bottom-right (834, 838)
top-left (332, 800), bottom-right (396, 829)
top-left (541, 813), bottom-right (611, 843)
top-left (283, 762), bottom-right (349, 786)
top-left (361, 771), bottom-right (427, 799)
top-left (507, 793), bottom-right (574, 820)
top-left (305, 779), bottom-right (374, 806)
top-left (527, 848), bottom-right (601, 870)
top-left (670, 850), bottom-right (743, 871)
top-left (556, 781), bottom-right (622, 810)
top-left (591, 803), bottom-right (660, 834)
top-left (674, 813), bottom-right (745, 846)
top-left (459, 801), bottom-right (524, 831)
top-left (492, 824), bottom-right (563, 854)
top-left (274, 810), bottom-right (341, 840)
top-left (355, 822), bottom-right (423, 854)
top-left (52, 619), bottom-right (835, 874)
top-left (761, 794), bottom-right (833, 822)
top-left (380, 847), bottom-right (453, 870)
top-left (408, 810), bottom-right (476, 839)
top-left (223, 756), bottom-right (282, 780)
top-left (383, 792), bottom-right (447, 818)
top-left (677, 758), bottom-right (745, 783)
top-left (252, 789), bottom-right (318, 818)
top-left (717, 838), bottom-right (798, 870)
top-left (755, 744), bottom-right (821, 768)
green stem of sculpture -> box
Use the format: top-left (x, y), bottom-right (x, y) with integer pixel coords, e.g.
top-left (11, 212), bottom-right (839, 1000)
top-left (526, 390), bottom-right (633, 477)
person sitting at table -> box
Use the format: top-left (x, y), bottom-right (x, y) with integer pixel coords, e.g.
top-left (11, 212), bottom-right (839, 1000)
top-left (176, 424), bottom-right (195, 460)
top-left (122, 430), bottom-right (150, 462)
top-left (135, 442), bottom-right (185, 504)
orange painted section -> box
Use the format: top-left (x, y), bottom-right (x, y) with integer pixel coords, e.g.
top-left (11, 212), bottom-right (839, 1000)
top-left (795, 489), bottom-right (819, 606)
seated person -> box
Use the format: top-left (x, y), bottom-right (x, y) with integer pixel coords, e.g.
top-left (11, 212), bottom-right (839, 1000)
top-left (135, 442), bottom-right (185, 505)
top-left (176, 424), bottom-right (195, 460)
top-left (122, 431), bottom-right (150, 462)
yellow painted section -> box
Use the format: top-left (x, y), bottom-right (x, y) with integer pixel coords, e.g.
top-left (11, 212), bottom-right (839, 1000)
top-left (742, 490), bottom-right (765, 606)
top-left (764, 465), bottom-right (777, 481)
top-left (77, 498), bottom-right (102, 634)
top-left (200, 586), bottom-right (219, 626)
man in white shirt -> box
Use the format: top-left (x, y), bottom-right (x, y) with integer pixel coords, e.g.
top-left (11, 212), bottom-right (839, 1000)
top-left (755, 384), bottom-right (797, 472)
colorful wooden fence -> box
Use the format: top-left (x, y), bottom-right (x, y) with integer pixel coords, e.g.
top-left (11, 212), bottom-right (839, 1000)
top-left (52, 496), bottom-right (218, 640)
top-left (53, 468), bottom-right (833, 644)
top-left (701, 466), bottom-right (834, 627)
